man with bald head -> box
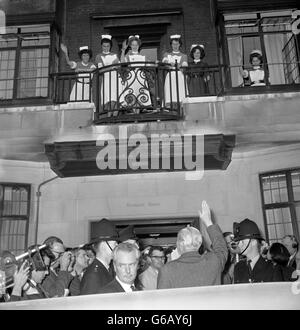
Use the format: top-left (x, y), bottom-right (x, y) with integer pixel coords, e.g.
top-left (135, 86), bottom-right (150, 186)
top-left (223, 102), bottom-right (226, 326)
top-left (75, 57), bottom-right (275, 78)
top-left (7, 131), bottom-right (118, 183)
top-left (157, 201), bottom-right (227, 289)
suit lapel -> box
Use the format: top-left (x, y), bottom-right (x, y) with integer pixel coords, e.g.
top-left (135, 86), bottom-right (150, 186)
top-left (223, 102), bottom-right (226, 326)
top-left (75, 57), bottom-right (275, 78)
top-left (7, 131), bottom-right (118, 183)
top-left (114, 279), bottom-right (126, 292)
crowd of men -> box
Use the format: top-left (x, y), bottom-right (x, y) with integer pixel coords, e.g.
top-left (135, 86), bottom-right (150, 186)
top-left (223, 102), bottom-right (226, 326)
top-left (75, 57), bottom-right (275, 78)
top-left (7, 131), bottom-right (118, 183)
top-left (0, 200), bottom-right (299, 302)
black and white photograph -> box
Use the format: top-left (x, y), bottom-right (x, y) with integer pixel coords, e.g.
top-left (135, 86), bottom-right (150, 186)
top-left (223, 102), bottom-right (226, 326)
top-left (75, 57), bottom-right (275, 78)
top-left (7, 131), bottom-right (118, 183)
top-left (0, 0), bottom-right (300, 314)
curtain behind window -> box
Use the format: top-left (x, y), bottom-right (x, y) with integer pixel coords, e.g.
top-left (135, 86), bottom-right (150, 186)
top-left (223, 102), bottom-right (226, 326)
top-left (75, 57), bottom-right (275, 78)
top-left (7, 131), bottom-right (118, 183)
top-left (227, 36), bottom-right (243, 87)
top-left (264, 33), bottom-right (286, 85)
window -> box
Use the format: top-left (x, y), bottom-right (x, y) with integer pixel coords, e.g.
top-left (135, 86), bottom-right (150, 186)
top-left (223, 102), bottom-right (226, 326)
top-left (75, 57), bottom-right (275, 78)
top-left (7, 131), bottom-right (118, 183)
top-left (0, 24), bottom-right (55, 101)
top-left (0, 183), bottom-right (31, 255)
top-left (224, 10), bottom-right (300, 87)
top-left (260, 169), bottom-right (300, 244)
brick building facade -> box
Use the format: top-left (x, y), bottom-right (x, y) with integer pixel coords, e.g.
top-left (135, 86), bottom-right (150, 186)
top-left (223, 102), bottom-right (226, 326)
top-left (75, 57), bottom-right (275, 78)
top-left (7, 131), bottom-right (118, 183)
top-left (62, 0), bottom-right (218, 69)
top-left (0, 0), bottom-right (300, 255)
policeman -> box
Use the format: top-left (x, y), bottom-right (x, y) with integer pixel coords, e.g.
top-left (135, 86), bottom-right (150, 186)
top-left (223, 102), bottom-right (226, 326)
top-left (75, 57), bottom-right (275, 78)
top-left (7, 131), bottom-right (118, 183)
top-left (233, 218), bottom-right (283, 283)
top-left (80, 218), bottom-right (119, 295)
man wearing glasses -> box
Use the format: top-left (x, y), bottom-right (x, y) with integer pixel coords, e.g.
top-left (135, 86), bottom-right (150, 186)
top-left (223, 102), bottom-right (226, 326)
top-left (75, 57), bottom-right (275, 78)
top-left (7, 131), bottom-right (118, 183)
top-left (139, 246), bottom-right (165, 290)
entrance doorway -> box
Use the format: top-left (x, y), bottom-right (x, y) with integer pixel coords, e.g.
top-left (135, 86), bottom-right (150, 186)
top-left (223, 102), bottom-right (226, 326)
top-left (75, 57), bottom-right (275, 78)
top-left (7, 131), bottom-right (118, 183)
top-left (90, 217), bottom-right (198, 250)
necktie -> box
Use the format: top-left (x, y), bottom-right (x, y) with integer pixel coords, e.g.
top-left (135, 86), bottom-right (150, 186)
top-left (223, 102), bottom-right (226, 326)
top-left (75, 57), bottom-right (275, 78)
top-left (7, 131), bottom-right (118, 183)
top-left (247, 260), bottom-right (253, 283)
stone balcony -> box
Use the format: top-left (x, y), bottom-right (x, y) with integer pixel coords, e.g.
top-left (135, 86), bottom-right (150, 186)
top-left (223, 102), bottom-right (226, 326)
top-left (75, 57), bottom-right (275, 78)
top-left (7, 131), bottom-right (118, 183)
top-left (0, 90), bottom-right (300, 176)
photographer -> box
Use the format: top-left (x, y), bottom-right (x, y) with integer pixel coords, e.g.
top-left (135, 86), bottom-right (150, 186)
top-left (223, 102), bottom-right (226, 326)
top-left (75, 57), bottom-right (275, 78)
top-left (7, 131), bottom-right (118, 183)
top-left (221, 232), bottom-right (240, 284)
top-left (10, 247), bottom-right (51, 301)
top-left (68, 248), bottom-right (89, 296)
top-left (41, 236), bottom-right (73, 297)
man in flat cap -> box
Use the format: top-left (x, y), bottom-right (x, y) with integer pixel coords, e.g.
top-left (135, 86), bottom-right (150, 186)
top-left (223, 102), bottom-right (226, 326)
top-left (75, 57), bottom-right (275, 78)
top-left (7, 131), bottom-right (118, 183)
top-left (80, 218), bottom-right (118, 295)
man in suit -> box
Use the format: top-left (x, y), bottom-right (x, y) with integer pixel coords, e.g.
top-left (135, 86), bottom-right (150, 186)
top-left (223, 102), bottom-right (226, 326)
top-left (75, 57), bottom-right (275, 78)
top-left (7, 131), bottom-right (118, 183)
top-left (281, 235), bottom-right (300, 270)
top-left (99, 242), bottom-right (140, 293)
top-left (80, 218), bottom-right (118, 295)
top-left (68, 247), bottom-right (89, 296)
top-left (139, 246), bottom-right (165, 290)
top-left (221, 232), bottom-right (240, 284)
top-left (157, 200), bottom-right (228, 289)
top-left (233, 218), bottom-right (284, 283)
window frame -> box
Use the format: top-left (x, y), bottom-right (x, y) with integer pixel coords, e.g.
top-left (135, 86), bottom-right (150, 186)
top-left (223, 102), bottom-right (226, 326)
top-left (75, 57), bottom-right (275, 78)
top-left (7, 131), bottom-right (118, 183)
top-left (218, 10), bottom-right (300, 90)
top-left (0, 22), bottom-right (60, 106)
top-left (0, 182), bottom-right (31, 255)
top-left (259, 167), bottom-right (300, 244)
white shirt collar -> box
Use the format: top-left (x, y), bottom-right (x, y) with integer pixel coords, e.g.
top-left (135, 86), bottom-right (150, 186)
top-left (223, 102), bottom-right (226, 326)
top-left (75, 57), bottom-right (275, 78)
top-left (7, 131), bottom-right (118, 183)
top-left (194, 59), bottom-right (201, 63)
top-left (289, 251), bottom-right (297, 261)
top-left (248, 254), bottom-right (260, 269)
top-left (24, 279), bottom-right (39, 295)
top-left (116, 276), bottom-right (134, 292)
top-left (50, 266), bottom-right (58, 276)
top-left (96, 257), bottom-right (110, 270)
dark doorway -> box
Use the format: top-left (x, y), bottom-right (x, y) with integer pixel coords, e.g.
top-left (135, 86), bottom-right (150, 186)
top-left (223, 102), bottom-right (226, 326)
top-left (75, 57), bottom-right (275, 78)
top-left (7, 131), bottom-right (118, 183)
top-left (90, 217), bottom-right (199, 250)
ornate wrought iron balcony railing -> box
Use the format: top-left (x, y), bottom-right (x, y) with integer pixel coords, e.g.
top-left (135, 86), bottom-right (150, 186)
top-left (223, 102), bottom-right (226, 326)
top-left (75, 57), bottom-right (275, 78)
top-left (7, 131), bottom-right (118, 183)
top-left (51, 62), bottom-right (226, 124)
top-left (49, 60), bottom-right (300, 124)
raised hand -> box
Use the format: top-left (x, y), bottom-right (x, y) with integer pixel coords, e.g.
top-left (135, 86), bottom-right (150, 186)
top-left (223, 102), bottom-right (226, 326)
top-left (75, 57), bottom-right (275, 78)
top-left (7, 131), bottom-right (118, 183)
top-left (60, 251), bottom-right (72, 271)
top-left (12, 261), bottom-right (30, 293)
top-left (60, 43), bottom-right (68, 54)
top-left (122, 39), bottom-right (128, 52)
top-left (198, 200), bottom-right (213, 227)
top-left (242, 69), bottom-right (248, 78)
